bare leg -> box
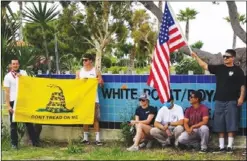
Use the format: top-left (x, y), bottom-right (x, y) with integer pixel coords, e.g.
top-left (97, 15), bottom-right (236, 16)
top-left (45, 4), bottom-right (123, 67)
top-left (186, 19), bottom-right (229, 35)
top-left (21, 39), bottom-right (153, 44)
top-left (83, 125), bottom-right (89, 132)
top-left (94, 118), bottom-right (100, 132)
top-left (133, 123), bottom-right (152, 146)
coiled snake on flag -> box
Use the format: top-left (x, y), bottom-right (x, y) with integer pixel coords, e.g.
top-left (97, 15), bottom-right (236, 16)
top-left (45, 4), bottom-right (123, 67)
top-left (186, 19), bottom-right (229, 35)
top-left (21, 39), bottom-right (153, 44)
top-left (45, 84), bottom-right (74, 113)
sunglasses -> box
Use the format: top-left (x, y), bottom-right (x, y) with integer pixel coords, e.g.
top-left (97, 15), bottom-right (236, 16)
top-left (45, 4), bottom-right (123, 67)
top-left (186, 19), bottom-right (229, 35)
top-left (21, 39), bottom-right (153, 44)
top-left (83, 59), bottom-right (89, 62)
top-left (139, 99), bottom-right (146, 102)
top-left (223, 55), bottom-right (232, 59)
top-left (189, 95), bottom-right (196, 99)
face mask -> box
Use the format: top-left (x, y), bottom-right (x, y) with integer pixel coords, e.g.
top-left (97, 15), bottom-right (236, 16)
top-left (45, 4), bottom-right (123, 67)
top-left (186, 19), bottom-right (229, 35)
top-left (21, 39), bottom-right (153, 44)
top-left (163, 102), bottom-right (172, 108)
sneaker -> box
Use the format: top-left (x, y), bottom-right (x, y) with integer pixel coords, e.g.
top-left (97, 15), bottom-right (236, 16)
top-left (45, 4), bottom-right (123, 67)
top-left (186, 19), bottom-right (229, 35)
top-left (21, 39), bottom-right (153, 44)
top-left (95, 141), bottom-right (103, 146)
top-left (162, 138), bottom-right (171, 147)
top-left (146, 140), bottom-right (153, 149)
top-left (174, 139), bottom-right (179, 147)
top-left (81, 140), bottom-right (90, 145)
top-left (199, 148), bottom-right (208, 153)
top-left (33, 143), bottom-right (42, 148)
top-left (11, 145), bottom-right (18, 150)
top-left (213, 147), bottom-right (226, 153)
top-left (127, 145), bottom-right (139, 151)
top-left (226, 147), bottom-right (233, 154)
top-left (242, 150), bottom-right (246, 156)
top-left (139, 142), bottom-right (146, 148)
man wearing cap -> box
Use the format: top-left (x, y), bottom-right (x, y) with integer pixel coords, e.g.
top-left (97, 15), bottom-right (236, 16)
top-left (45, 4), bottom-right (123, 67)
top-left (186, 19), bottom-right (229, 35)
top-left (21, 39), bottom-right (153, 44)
top-left (127, 93), bottom-right (157, 151)
top-left (76, 54), bottom-right (104, 146)
top-left (150, 95), bottom-right (184, 147)
top-left (192, 49), bottom-right (245, 153)
top-left (178, 90), bottom-right (209, 153)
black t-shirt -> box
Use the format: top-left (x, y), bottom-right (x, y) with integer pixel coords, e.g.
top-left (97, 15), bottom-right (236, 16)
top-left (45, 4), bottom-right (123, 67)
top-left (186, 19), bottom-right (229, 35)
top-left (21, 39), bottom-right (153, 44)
top-left (135, 106), bottom-right (157, 125)
top-left (208, 64), bottom-right (245, 101)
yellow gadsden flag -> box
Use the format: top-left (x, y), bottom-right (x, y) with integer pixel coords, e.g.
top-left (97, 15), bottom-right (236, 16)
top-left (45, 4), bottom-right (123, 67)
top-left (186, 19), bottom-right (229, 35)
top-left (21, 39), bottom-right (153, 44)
top-left (13, 76), bottom-right (97, 124)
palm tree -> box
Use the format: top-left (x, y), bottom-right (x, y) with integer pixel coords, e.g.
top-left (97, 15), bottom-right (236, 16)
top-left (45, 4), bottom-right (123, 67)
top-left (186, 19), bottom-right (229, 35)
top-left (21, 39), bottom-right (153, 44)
top-left (59, 1), bottom-right (71, 8)
top-left (1, 13), bottom-right (20, 79)
top-left (224, 13), bottom-right (246, 49)
top-left (177, 8), bottom-right (198, 41)
top-left (18, 1), bottom-right (23, 40)
top-left (23, 2), bottom-right (59, 73)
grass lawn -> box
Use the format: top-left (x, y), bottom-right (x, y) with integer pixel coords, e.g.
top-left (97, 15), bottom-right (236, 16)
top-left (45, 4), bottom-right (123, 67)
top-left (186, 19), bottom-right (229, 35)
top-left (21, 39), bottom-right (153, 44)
top-left (1, 141), bottom-right (246, 160)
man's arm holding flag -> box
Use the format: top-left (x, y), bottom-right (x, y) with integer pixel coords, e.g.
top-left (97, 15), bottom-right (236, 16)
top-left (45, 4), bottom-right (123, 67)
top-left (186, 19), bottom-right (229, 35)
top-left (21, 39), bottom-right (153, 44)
top-left (191, 52), bottom-right (208, 71)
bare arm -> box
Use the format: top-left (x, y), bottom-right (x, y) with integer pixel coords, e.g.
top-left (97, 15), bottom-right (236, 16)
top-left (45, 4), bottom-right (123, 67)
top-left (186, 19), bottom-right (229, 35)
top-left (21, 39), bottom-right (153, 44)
top-left (96, 69), bottom-right (104, 86)
top-left (4, 87), bottom-right (13, 113)
top-left (191, 116), bottom-right (209, 129)
top-left (184, 118), bottom-right (190, 132)
top-left (240, 85), bottom-right (245, 99)
top-left (75, 71), bottom-right (80, 79)
top-left (238, 85), bottom-right (246, 106)
top-left (171, 119), bottom-right (184, 126)
top-left (135, 115), bottom-right (140, 122)
top-left (135, 114), bottom-right (155, 125)
top-left (191, 52), bottom-right (208, 70)
top-left (154, 121), bottom-right (167, 131)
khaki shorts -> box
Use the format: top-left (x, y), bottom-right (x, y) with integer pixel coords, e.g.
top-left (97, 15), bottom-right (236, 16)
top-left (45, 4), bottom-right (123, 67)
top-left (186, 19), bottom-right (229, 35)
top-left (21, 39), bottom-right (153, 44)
top-left (95, 103), bottom-right (100, 121)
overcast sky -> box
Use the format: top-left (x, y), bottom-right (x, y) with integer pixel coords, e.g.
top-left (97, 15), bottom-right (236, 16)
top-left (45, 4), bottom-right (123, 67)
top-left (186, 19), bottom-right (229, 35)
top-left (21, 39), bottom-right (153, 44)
top-left (9, 1), bottom-right (246, 54)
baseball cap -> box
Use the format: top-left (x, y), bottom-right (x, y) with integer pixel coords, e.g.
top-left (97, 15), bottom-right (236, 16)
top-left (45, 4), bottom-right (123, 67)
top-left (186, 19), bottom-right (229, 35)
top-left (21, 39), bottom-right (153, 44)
top-left (139, 93), bottom-right (149, 100)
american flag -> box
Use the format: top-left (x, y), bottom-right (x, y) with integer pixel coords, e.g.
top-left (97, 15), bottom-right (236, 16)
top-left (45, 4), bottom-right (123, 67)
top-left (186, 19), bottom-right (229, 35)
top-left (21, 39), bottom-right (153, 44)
top-left (147, 2), bottom-right (186, 103)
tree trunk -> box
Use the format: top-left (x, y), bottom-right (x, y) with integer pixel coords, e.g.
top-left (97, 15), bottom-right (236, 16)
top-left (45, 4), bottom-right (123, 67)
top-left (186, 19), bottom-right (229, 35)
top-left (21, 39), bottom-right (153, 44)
top-left (185, 19), bottom-right (189, 41)
top-left (158, 1), bottom-right (163, 31)
top-left (54, 33), bottom-right (60, 74)
top-left (95, 50), bottom-right (102, 72)
top-left (139, 1), bottom-right (246, 74)
top-left (139, 1), bottom-right (246, 44)
top-left (41, 26), bottom-right (51, 72)
top-left (226, 2), bottom-right (246, 44)
top-left (139, 1), bottom-right (163, 22)
top-left (18, 1), bottom-right (23, 40)
top-left (129, 48), bottom-right (135, 72)
top-left (232, 33), bottom-right (236, 49)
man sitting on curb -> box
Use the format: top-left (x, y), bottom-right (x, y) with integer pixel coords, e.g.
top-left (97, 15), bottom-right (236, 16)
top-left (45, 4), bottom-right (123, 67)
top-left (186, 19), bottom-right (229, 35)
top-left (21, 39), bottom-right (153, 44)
top-left (178, 90), bottom-right (210, 153)
top-left (150, 95), bottom-right (184, 147)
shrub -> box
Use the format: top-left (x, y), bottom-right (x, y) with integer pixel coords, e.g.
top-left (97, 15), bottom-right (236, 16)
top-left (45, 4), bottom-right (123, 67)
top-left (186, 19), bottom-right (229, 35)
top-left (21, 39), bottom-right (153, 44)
top-left (1, 121), bottom-right (28, 151)
top-left (175, 58), bottom-right (204, 74)
top-left (1, 122), bottom-right (11, 150)
top-left (67, 139), bottom-right (84, 154)
top-left (107, 66), bottom-right (127, 74)
top-left (120, 122), bottom-right (135, 146)
top-left (17, 123), bottom-right (26, 142)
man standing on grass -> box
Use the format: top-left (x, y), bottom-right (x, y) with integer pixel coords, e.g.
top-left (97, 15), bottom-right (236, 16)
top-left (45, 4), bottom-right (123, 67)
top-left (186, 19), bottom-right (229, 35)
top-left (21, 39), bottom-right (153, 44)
top-left (76, 54), bottom-right (104, 146)
top-left (191, 49), bottom-right (245, 153)
top-left (3, 57), bottom-right (40, 149)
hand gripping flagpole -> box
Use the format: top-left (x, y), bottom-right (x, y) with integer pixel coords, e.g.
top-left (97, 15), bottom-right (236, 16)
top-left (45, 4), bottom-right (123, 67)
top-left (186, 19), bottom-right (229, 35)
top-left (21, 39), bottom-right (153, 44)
top-left (167, 1), bottom-right (193, 54)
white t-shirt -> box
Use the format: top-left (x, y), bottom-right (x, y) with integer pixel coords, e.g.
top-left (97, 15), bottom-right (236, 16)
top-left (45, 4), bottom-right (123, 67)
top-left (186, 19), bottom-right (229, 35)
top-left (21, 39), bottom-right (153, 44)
top-left (79, 67), bottom-right (99, 103)
top-left (155, 104), bottom-right (184, 125)
top-left (3, 70), bottom-right (27, 102)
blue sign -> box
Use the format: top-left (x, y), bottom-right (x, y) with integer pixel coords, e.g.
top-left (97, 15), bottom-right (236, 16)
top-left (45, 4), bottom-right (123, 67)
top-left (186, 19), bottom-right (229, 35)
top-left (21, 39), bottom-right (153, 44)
top-left (37, 74), bottom-right (246, 128)
top-left (98, 75), bottom-right (246, 128)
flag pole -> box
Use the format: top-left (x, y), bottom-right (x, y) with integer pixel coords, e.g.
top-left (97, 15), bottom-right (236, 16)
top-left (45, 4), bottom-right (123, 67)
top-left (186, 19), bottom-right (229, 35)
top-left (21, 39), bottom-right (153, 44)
top-left (167, 1), bottom-right (193, 54)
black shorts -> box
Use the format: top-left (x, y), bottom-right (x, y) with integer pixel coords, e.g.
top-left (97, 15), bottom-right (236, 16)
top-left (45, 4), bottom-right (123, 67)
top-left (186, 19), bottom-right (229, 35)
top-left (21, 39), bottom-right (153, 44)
top-left (213, 101), bottom-right (239, 132)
